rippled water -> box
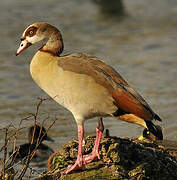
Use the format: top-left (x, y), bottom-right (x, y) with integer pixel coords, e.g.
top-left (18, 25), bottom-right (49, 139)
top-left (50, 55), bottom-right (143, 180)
top-left (0, 0), bottom-right (177, 177)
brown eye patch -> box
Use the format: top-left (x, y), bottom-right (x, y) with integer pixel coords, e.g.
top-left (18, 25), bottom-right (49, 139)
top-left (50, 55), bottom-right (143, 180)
top-left (25, 26), bottom-right (38, 37)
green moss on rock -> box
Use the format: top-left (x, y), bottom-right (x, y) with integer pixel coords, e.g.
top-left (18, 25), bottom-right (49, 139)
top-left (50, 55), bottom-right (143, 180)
top-left (37, 135), bottom-right (177, 180)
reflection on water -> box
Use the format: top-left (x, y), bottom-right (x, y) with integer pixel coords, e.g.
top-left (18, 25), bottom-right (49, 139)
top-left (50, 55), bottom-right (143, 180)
top-left (92, 0), bottom-right (124, 16)
top-left (0, 0), bottom-right (177, 177)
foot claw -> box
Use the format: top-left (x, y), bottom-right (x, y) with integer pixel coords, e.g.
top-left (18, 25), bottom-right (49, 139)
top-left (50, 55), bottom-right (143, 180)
top-left (83, 152), bottom-right (100, 164)
top-left (60, 158), bottom-right (86, 174)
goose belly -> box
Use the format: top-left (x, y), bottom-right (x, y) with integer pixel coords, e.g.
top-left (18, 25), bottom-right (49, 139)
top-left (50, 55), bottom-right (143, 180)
top-left (30, 60), bottom-right (116, 119)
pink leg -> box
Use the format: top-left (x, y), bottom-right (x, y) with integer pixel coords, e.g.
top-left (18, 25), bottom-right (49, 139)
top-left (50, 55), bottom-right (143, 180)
top-left (84, 118), bottom-right (104, 163)
top-left (61, 125), bottom-right (85, 174)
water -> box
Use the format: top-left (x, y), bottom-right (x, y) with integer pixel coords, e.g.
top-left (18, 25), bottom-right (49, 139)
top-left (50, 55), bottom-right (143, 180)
top-left (0, 0), bottom-right (177, 177)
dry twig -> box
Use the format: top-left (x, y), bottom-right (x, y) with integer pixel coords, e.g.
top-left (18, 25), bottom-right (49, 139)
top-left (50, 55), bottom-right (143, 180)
top-left (0, 97), bottom-right (56, 179)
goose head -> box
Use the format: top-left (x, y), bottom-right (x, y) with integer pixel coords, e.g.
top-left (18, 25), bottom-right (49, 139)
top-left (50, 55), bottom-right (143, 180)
top-left (16, 22), bottom-right (64, 56)
top-left (28, 124), bottom-right (54, 144)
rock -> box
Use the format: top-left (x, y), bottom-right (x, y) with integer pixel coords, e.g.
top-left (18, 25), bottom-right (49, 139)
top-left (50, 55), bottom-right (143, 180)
top-left (36, 135), bottom-right (177, 180)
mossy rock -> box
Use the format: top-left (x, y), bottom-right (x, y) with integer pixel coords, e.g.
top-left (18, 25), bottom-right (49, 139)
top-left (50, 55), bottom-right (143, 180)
top-left (37, 135), bottom-right (177, 180)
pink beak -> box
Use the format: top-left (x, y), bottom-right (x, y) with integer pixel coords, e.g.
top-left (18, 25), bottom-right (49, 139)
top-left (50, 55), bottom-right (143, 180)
top-left (16, 39), bottom-right (32, 56)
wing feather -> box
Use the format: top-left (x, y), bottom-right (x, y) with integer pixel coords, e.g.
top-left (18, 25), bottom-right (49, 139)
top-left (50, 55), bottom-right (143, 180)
top-left (58, 53), bottom-right (156, 120)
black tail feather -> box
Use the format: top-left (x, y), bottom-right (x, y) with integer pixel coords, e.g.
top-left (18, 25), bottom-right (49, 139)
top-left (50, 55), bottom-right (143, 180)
top-left (145, 120), bottom-right (163, 140)
top-left (154, 114), bottom-right (162, 121)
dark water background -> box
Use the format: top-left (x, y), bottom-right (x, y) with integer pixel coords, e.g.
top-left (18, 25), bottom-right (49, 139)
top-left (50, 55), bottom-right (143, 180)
top-left (0, 0), bottom-right (177, 177)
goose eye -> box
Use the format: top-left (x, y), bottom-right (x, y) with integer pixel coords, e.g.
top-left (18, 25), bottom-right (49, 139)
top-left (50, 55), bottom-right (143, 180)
top-left (29, 30), bottom-right (34, 36)
top-left (25, 26), bottom-right (38, 38)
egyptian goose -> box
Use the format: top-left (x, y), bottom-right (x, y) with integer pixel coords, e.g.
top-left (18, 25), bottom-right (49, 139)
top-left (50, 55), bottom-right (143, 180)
top-left (10, 125), bottom-right (54, 161)
top-left (16, 22), bottom-right (163, 174)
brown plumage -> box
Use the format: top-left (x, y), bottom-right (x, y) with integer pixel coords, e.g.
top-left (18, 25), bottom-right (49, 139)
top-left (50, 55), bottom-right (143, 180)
top-left (16, 22), bottom-right (163, 174)
top-left (57, 53), bottom-right (157, 121)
